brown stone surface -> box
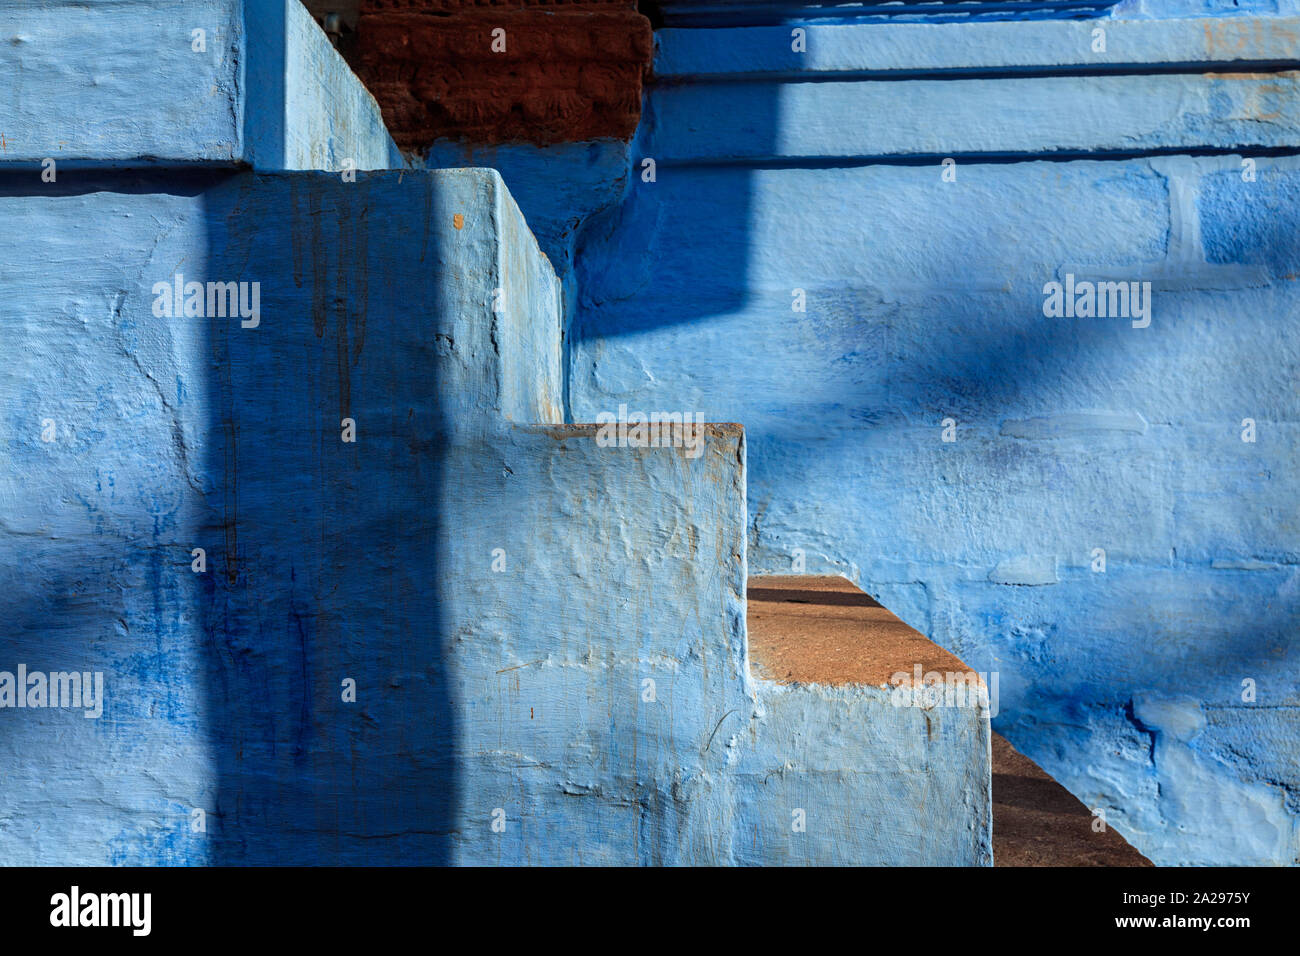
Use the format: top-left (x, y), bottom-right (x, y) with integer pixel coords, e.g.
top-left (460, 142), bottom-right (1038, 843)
top-left (346, 0), bottom-right (653, 148)
top-left (748, 575), bottom-right (971, 687)
top-left (992, 732), bottom-right (1153, 867)
top-left (746, 575), bottom-right (1152, 866)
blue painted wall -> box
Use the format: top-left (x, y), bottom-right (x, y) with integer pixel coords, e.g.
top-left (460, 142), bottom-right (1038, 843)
top-left (0, 167), bottom-right (561, 863)
top-left (0, 0), bottom-right (991, 865)
top-left (566, 9), bottom-right (1300, 864)
top-left (0, 0), bottom-right (403, 171)
top-left (5, 0), bottom-right (1296, 867)
top-left (0, 165), bottom-right (986, 862)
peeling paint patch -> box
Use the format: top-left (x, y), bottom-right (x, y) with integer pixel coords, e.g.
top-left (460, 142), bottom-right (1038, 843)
top-left (989, 556), bottom-right (1060, 586)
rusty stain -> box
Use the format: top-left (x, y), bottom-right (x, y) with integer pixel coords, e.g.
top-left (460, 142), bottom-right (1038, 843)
top-left (1204, 19), bottom-right (1298, 61)
top-left (1204, 20), bottom-right (1246, 58)
top-left (1205, 72), bottom-right (1295, 122)
top-left (453, 213), bottom-right (464, 230)
top-left (497, 658), bottom-right (544, 674)
top-left (309, 191), bottom-right (327, 338)
top-left (1207, 71), bottom-right (1276, 80)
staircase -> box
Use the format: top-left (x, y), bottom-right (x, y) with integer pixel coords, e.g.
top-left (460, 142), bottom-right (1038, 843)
top-left (0, 0), bottom-right (992, 865)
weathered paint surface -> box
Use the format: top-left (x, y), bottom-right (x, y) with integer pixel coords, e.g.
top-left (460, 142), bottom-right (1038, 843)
top-left (7, 0), bottom-right (1292, 868)
top-left (734, 681), bottom-right (993, 865)
top-left (0, 1), bottom-right (990, 864)
top-left (570, 11), bottom-right (1300, 864)
top-left (655, 0), bottom-right (1300, 27)
top-left (265, 0), bottom-right (407, 171)
top-left (0, 168), bottom-right (561, 863)
top-left (0, 0), bottom-right (402, 171)
top-left (655, 12), bottom-right (1300, 75)
top-left (0, 167), bottom-right (983, 859)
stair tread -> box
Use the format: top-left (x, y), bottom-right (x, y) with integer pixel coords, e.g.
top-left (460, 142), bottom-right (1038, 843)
top-left (747, 575), bottom-right (1152, 866)
top-left (748, 575), bottom-right (971, 687)
top-left (992, 734), bottom-right (1154, 867)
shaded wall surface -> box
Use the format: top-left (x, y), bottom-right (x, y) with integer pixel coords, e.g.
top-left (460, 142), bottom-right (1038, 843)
top-left (2, 0), bottom-right (1295, 868)
top-left (0, 165), bottom-right (557, 863)
top-left (568, 4), bottom-right (1300, 865)
top-left (0, 0), bottom-right (404, 171)
top-left (0, 0), bottom-right (993, 866)
top-left (0, 155), bottom-right (983, 860)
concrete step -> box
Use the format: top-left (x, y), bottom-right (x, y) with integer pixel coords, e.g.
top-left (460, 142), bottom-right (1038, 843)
top-left (748, 575), bottom-right (971, 687)
top-left (0, 0), bottom-right (402, 171)
top-left (739, 574), bottom-right (993, 865)
top-left (0, 166), bottom-right (563, 865)
top-left (747, 575), bottom-right (1151, 866)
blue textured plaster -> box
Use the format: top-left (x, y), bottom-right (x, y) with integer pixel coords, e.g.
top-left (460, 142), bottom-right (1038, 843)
top-left (0, 168), bottom-right (560, 864)
top-left (567, 14), bottom-right (1300, 865)
top-left (655, 15), bottom-right (1300, 77)
top-left (0, 154), bottom-right (986, 864)
top-left (8, 0), bottom-right (1296, 867)
top-left (655, 0), bottom-right (1300, 27)
top-left (0, 0), bottom-right (402, 171)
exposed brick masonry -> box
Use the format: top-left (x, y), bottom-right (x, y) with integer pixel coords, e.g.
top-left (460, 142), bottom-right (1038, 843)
top-left (349, 0), bottom-right (653, 148)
